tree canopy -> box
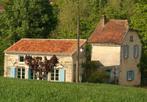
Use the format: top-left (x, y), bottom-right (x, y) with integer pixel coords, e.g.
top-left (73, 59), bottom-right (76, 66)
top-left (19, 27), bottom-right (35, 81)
top-left (0, 0), bottom-right (57, 40)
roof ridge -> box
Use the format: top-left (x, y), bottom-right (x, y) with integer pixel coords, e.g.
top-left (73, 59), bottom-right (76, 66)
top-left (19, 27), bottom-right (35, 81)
top-left (109, 19), bottom-right (128, 21)
top-left (21, 38), bottom-right (86, 41)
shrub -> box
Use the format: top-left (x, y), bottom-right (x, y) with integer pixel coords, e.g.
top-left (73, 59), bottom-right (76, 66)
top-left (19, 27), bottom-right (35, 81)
top-left (87, 70), bottom-right (109, 83)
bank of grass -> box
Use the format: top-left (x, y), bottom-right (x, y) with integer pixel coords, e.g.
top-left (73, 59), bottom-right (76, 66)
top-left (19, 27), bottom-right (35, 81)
top-left (0, 77), bottom-right (147, 102)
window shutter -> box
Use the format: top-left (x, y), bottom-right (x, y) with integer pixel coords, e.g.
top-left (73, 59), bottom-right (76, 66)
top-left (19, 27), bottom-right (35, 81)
top-left (134, 45), bottom-right (139, 58)
top-left (28, 68), bottom-right (32, 79)
top-left (10, 67), bottom-right (16, 78)
top-left (59, 69), bottom-right (65, 82)
top-left (123, 45), bottom-right (129, 59)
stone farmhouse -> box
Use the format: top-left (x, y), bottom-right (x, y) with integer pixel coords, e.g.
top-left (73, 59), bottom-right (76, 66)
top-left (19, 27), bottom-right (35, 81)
top-left (4, 39), bottom-right (86, 82)
top-left (4, 17), bottom-right (142, 86)
top-left (88, 17), bottom-right (142, 86)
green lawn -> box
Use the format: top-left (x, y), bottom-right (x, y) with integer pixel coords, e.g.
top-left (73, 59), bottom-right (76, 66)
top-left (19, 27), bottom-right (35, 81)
top-left (0, 77), bottom-right (147, 102)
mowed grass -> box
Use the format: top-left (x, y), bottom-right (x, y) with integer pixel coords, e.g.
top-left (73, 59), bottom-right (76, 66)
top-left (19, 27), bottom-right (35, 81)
top-left (0, 77), bottom-right (147, 102)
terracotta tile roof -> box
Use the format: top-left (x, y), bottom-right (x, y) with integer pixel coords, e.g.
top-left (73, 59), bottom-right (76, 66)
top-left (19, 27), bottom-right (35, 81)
top-left (5, 38), bottom-right (86, 55)
top-left (88, 19), bottom-right (129, 44)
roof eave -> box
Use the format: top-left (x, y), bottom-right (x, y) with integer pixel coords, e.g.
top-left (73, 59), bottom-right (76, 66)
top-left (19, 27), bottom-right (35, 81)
top-left (4, 51), bottom-right (73, 56)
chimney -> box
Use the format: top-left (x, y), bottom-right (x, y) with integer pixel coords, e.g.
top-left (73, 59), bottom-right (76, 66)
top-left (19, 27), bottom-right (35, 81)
top-left (100, 15), bottom-right (107, 27)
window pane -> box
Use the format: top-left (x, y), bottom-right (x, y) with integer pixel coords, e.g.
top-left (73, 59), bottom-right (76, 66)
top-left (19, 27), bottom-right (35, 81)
top-left (127, 71), bottom-right (134, 81)
top-left (22, 69), bottom-right (25, 72)
top-left (18, 68), bottom-right (21, 72)
top-left (17, 72), bottom-right (20, 75)
top-left (17, 68), bottom-right (25, 79)
top-left (22, 76), bottom-right (25, 79)
top-left (17, 75), bottom-right (21, 78)
top-left (19, 56), bottom-right (24, 62)
top-left (51, 76), bottom-right (54, 80)
top-left (56, 70), bottom-right (59, 73)
top-left (130, 36), bottom-right (133, 42)
top-left (50, 69), bottom-right (59, 81)
top-left (55, 77), bottom-right (59, 80)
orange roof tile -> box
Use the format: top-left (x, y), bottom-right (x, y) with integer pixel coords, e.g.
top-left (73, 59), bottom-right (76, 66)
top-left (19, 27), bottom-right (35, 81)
top-left (5, 38), bottom-right (86, 55)
top-left (88, 19), bottom-right (129, 44)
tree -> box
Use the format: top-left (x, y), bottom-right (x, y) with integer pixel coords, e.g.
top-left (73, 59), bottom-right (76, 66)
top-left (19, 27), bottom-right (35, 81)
top-left (130, 2), bottom-right (147, 84)
top-left (0, 0), bottom-right (57, 40)
top-left (53, 0), bottom-right (105, 39)
top-left (25, 55), bottom-right (58, 80)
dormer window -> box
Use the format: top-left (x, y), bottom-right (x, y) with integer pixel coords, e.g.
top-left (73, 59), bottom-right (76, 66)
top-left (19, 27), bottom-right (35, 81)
top-left (123, 45), bottom-right (129, 59)
top-left (134, 45), bottom-right (139, 58)
top-left (130, 36), bottom-right (134, 42)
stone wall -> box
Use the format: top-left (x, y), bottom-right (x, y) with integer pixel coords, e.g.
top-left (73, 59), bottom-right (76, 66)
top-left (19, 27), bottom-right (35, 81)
top-left (4, 53), bottom-right (74, 82)
top-left (119, 31), bottom-right (142, 86)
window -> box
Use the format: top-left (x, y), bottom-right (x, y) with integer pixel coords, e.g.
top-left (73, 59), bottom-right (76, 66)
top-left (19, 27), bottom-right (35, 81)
top-left (134, 45), bottom-right (139, 58)
top-left (16, 67), bottom-right (25, 79)
top-left (123, 45), bottom-right (129, 59)
top-left (51, 69), bottom-right (59, 81)
top-left (127, 71), bottom-right (134, 81)
top-left (130, 36), bottom-right (134, 42)
top-left (19, 56), bottom-right (24, 62)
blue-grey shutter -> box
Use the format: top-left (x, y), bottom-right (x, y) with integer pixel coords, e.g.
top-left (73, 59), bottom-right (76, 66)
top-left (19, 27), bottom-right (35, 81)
top-left (131, 71), bottom-right (135, 80)
top-left (59, 69), bottom-right (65, 82)
top-left (10, 67), bottom-right (16, 78)
top-left (28, 68), bottom-right (32, 79)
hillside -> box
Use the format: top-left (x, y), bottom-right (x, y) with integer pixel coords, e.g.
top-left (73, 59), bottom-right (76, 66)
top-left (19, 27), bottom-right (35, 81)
top-left (0, 77), bottom-right (147, 102)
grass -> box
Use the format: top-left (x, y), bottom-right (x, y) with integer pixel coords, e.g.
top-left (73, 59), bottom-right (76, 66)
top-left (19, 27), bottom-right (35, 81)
top-left (0, 77), bottom-right (147, 102)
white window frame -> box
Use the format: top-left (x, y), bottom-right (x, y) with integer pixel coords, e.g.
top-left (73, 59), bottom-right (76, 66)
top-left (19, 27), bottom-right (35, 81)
top-left (123, 45), bottom-right (129, 59)
top-left (133, 45), bottom-right (139, 58)
top-left (50, 69), bottom-right (59, 81)
top-left (16, 67), bottom-right (25, 79)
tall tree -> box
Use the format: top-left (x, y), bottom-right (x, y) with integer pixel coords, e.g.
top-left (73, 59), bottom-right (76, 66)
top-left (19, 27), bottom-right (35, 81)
top-left (0, 0), bottom-right (57, 40)
top-left (53, 0), bottom-right (106, 39)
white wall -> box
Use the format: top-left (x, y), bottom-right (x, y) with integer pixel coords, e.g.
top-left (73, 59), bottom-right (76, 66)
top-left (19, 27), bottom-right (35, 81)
top-left (91, 44), bottom-right (121, 66)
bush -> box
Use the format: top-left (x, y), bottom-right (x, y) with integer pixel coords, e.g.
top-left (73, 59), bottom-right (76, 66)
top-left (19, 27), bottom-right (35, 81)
top-left (87, 70), bottom-right (109, 83)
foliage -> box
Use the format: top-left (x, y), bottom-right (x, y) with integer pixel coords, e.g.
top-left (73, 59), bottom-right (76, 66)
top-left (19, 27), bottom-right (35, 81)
top-left (0, 77), bottom-right (147, 102)
top-left (0, 0), bottom-right (57, 39)
top-left (0, 68), bottom-right (3, 76)
top-left (82, 44), bottom-right (106, 83)
top-left (87, 70), bottom-right (109, 83)
top-left (53, 0), bottom-right (104, 39)
top-left (25, 55), bottom-right (58, 80)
